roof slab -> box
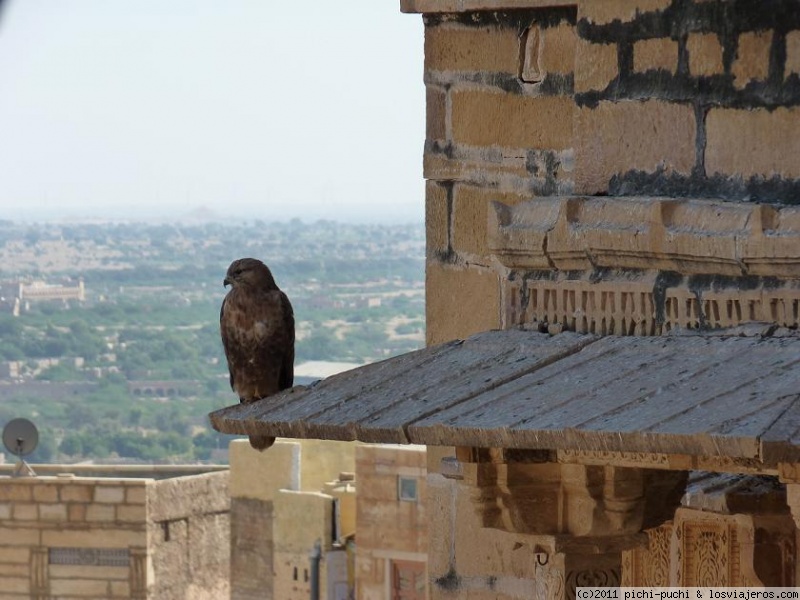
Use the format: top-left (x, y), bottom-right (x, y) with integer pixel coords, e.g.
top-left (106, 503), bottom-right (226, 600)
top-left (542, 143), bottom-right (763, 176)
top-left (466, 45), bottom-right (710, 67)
top-left (209, 329), bottom-right (800, 464)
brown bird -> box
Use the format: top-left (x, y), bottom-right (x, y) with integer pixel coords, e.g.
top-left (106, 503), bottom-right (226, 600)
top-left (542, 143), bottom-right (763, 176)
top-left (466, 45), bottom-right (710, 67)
top-left (220, 258), bottom-right (295, 451)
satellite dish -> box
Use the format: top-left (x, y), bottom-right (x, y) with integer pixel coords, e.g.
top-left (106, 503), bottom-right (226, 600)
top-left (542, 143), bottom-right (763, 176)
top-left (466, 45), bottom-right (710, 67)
top-left (2, 418), bottom-right (38, 477)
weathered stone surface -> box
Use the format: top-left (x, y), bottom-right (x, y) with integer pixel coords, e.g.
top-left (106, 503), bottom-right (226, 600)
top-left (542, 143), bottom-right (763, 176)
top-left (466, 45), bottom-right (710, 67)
top-left (426, 262), bottom-right (501, 345)
top-left (575, 38), bottom-right (618, 93)
top-left (426, 181), bottom-right (449, 259)
top-left (706, 107), bottom-right (800, 179)
top-left (230, 497), bottom-right (274, 600)
top-left (451, 91), bottom-right (574, 150)
top-left (452, 184), bottom-right (527, 258)
top-left (732, 30), bottom-right (772, 89)
top-left (578, 0), bottom-right (671, 25)
top-left (425, 24), bottom-right (519, 74)
top-left (633, 37), bottom-right (678, 73)
top-left (426, 86), bottom-right (447, 141)
top-left (787, 30), bottom-right (800, 77)
top-left (575, 100), bottom-right (696, 195)
top-left (539, 23), bottom-right (577, 75)
top-left (148, 471), bottom-right (228, 522)
top-left (687, 32), bottom-right (725, 77)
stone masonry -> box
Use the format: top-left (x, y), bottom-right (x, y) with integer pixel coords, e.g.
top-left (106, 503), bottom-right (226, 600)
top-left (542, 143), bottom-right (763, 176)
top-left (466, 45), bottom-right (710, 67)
top-left (0, 470), bottom-right (228, 600)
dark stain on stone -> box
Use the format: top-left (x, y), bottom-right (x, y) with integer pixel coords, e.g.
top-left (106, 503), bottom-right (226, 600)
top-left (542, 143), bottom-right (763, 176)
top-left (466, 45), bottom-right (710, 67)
top-left (608, 168), bottom-right (800, 205)
top-left (434, 568), bottom-right (461, 591)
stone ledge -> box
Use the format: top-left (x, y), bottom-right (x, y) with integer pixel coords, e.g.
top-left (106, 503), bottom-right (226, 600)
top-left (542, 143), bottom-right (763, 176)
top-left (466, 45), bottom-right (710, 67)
top-left (489, 196), bottom-right (800, 278)
top-left (400, 0), bottom-right (574, 13)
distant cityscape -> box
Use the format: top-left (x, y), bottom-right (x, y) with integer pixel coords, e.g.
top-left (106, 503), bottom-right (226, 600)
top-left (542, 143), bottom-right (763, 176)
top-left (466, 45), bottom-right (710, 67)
top-left (0, 218), bottom-right (425, 464)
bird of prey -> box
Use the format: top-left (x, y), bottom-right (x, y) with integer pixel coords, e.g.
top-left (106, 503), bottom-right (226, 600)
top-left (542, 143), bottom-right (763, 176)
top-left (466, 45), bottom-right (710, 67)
top-left (220, 258), bottom-right (295, 451)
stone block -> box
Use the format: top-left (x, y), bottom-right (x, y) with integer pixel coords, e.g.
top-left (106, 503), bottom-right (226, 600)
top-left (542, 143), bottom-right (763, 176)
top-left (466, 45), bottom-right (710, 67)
top-left (94, 485), bottom-right (125, 504)
top-left (110, 581), bottom-right (130, 597)
top-left (116, 504), bottom-right (146, 522)
top-left (575, 38), bottom-right (618, 93)
top-left (11, 504), bottom-right (36, 521)
top-left (49, 578), bottom-right (110, 596)
top-left (426, 262), bottom-right (501, 346)
top-left (706, 107), bottom-right (800, 179)
top-left (0, 565), bottom-right (26, 578)
top-left (31, 484), bottom-right (58, 503)
top-left (452, 184), bottom-right (528, 258)
top-left (38, 503), bottom-right (67, 521)
top-left (0, 577), bottom-right (27, 594)
top-left (60, 484), bottom-right (94, 503)
top-left (0, 504), bottom-right (9, 520)
top-left (427, 86), bottom-right (447, 141)
top-left (425, 24), bottom-right (519, 74)
top-left (68, 504), bottom-right (86, 522)
top-left (0, 484), bottom-right (31, 502)
top-left (125, 486), bottom-right (147, 505)
top-left (732, 30), bottom-right (772, 89)
top-left (451, 91), bottom-right (573, 150)
top-left (787, 30), bottom-right (800, 77)
top-left (687, 32), bottom-right (724, 77)
top-left (0, 548), bottom-right (28, 564)
top-left (539, 23), bottom-right (577, 75)
top-left (575, 100), bottom-right (696, 194)
top-left (86, 504), bottom-right (116, 522)
top-left (0, 527), bottom-right (39, 546)
top-left (426, 181), bottom-right (450, 259)
top-left (634, 37), bottom-right (678, 73)
top-left (579, 0), bottom-right (671, 24)
top-left (41, 528), bottom-right (145, 548)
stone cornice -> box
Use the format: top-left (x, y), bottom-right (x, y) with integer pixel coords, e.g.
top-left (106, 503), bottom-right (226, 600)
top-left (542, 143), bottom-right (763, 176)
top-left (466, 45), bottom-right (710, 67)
top-left (488, 196), bottom-right (800, 279)
top-left (400, 0), bottom-right (574, 13)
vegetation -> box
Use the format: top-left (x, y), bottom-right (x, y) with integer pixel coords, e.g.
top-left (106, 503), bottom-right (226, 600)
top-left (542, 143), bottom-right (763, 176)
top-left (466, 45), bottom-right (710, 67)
top-left (0, 218), bottom-right (425, 464)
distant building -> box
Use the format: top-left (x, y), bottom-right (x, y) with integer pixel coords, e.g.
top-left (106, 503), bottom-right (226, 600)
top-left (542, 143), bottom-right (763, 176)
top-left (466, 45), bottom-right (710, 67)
top-left (0, 467), bottom-right (229, 599)
top-left (227, 439), bottom-right (427, 600)
top-left (19, 279), bottom-right (85, 303)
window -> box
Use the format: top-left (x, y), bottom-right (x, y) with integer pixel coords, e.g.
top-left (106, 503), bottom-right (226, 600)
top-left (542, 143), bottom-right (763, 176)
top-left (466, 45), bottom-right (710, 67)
top-left (397, 476), bottom-right (417, 502)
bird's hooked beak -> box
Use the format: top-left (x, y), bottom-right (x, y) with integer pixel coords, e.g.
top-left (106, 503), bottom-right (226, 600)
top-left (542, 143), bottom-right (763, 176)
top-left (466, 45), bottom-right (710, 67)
top-left (223, 276), bottom-right (232, 288)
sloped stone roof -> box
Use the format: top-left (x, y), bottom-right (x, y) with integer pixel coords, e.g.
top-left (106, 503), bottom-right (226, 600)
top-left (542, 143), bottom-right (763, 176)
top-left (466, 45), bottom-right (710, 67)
top-left (209, 329), bottom-right (800, 463)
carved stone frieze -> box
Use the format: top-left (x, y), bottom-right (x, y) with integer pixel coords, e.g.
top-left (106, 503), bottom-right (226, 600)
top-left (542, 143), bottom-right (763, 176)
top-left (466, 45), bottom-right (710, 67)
top-left (502, 276), bottom-right (800, 336)
top-left (490, 197), bottom-right (800, 279)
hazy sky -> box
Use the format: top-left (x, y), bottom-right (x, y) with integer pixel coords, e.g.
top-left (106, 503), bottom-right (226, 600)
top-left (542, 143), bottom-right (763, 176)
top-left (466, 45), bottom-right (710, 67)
top-left (0, 1), bottom-right (425, 223)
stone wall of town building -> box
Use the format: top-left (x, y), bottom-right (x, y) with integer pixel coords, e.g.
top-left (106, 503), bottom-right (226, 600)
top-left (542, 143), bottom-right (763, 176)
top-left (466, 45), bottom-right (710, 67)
top-left (414, 0), bottom-right (800, 598)
top-left (355, 444), bottom-right (427, 600)
top-left (0, 470), bottom-right (228, 600)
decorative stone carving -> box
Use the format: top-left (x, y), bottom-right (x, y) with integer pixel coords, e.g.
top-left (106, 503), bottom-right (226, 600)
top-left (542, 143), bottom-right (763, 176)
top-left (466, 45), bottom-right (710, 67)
top-left (502, 276), bottom-right (800, 336)
top-left (490, 197), bottom-right (800, 279)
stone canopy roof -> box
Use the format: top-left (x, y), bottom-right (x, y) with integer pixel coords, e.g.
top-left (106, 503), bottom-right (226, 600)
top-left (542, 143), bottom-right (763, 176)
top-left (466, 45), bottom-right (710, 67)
top-left (209, 328), bottom-right (800, 464)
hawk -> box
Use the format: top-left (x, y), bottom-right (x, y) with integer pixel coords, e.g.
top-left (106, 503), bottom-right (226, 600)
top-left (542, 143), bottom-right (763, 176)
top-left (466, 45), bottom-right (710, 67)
top-left (220, 258), bottom-right (295, 451)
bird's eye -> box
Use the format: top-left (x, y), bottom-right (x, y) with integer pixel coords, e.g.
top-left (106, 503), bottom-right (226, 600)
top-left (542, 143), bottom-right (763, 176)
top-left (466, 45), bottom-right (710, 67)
top-left (234, 268), bottom-right (243, 275)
